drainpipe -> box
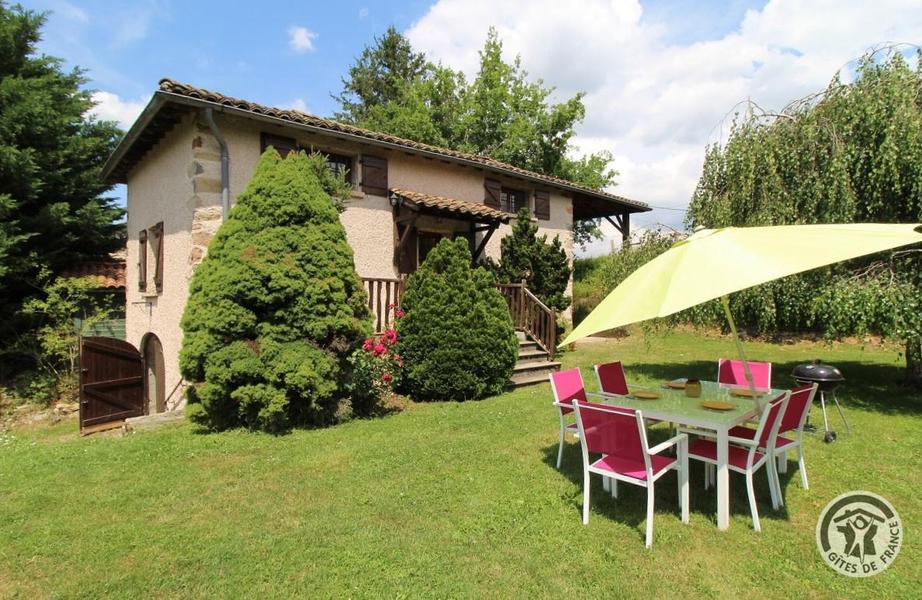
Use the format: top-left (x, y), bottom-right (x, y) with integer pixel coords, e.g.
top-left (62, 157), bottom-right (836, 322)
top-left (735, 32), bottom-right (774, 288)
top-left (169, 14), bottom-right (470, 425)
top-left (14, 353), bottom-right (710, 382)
top-left (202, 107), bottom-right (230, 218)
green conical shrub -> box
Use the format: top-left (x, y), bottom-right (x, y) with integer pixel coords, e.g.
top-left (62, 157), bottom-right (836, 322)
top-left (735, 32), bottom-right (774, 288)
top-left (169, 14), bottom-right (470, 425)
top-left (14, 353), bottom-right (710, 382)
top-left (397, 238), bottom-right (517, 400)
top-left (180, 149), bottom-right (371, 431)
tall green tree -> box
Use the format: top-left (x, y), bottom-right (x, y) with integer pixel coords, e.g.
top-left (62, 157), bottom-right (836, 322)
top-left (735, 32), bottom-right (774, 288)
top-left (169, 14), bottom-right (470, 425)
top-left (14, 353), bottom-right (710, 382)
top-left (333, 27), bottom-right (617, 247)
top-left (688, 50), bottom-right (922, 384)
top-left (0, 3), bottom-right (123, 370)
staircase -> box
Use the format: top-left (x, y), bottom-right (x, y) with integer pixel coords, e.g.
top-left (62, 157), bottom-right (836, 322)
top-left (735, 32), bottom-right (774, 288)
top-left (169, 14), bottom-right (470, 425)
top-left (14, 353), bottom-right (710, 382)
top-left (510, 330), bottom-right (561, 387)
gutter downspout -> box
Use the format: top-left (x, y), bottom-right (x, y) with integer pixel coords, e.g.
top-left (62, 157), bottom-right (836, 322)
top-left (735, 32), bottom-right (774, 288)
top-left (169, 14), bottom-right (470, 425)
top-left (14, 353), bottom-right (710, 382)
top-left (202, 107), bottom-right (230, 218)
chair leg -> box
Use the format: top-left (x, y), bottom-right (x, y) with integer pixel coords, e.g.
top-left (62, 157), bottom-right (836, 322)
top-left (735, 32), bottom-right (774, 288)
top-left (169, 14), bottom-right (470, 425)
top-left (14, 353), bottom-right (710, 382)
top-left (746, 471), bottom-right (761, 532)
top-left (766, 459), bottom-right (781, 509)
top-left (798, 447), bottom-right (809, 490)
top-left (703, 463), bottom-right (710, 490)
top-left (645, 485), bottom-right (655, 549)
top-left (777, 451), bottom-right (788, 474)
top-left (603, 476), bottom-right (610, 492)
top-left (611, 478), bottom-right (618, 499)
top-left (679, 449), bottom-right (689, 524)
top-left (582, 469), bottom-right (591, 525)
top-left (556, 423), bottom-right (566, 469)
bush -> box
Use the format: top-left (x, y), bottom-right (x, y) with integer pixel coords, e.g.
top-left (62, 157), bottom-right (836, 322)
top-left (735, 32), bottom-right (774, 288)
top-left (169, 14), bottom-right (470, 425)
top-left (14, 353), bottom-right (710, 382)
top-left (492, 207), bottom-right (571, 311)
top-left (348, 312), bottom-right (405, 415)
top-left (397, 238), bottom-right (517, 400)
top-left (179, 149), bottom-right (371, 432)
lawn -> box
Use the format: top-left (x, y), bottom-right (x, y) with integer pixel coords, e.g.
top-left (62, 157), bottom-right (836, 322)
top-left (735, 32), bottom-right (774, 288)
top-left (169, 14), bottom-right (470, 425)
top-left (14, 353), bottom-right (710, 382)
top-left (1, 330), bottom-right (920, 598)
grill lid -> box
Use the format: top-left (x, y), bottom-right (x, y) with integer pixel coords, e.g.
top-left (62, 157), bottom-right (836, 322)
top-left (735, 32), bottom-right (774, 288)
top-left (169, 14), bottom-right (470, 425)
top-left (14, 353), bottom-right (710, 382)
top-left (792, 359), bottom-right (844, 382)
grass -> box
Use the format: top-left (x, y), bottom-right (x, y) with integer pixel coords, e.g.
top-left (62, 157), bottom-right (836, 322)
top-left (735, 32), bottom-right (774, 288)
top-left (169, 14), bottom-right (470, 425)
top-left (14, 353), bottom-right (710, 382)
top-left (2, 330), bottom-right (921, 598)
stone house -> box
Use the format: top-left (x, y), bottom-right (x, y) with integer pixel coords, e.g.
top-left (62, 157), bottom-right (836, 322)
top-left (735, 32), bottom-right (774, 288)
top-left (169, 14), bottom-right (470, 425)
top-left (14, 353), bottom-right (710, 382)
top-left (100, 79), bottom-right (649, 412)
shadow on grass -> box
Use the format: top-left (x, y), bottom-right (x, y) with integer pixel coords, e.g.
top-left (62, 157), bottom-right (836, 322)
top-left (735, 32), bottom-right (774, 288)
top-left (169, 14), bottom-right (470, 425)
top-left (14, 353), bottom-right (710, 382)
top-left (626, 360), bottom-right (922, 417)
top-left (541, 425), bottom-right (794, 543)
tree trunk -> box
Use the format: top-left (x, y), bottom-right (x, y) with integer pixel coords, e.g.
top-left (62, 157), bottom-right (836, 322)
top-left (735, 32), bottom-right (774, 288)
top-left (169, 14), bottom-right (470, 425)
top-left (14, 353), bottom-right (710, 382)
top-left (906, 337), bottom-right (922, 388)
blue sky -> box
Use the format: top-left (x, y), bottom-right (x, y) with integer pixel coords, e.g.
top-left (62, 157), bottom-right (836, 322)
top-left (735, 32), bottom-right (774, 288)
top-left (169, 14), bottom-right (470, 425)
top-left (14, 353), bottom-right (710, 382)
top-left (25, 0), bottom-right (922, 255)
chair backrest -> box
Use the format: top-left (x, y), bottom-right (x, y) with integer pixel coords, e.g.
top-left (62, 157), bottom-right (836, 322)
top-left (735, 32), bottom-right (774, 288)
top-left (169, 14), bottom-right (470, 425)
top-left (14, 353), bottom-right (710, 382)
top-left (550, 368), bottom-right (587, 415)
top-left (751, 391), bottom-right (791, 453)
top-left (594, 361), bottom-right (629, 396)
top-left (779, 383), bottom-right (818, 434)
top-left (717, 358), bottom-right (772, 389)
top-left (571, 400), bottom-right (650, 472)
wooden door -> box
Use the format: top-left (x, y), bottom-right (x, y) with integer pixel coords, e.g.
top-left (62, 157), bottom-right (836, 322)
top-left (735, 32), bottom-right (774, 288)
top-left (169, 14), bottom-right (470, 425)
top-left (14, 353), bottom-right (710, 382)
top-left (79, 337), bottom-right (144, 430)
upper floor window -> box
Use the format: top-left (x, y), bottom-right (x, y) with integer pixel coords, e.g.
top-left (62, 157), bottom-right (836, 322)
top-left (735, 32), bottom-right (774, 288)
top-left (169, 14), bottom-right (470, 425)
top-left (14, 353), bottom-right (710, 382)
top-left (324, 152), bottom-right (353, 182)
top-left (500, 187), bottom-right (527, 214)
top-left (138, 222), bottom-right (164, 293)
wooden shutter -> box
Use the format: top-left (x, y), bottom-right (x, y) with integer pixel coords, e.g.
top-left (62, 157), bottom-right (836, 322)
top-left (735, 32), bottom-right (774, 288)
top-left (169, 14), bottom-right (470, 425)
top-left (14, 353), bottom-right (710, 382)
top-left (361, 155), bottom-right (388, 196)
top-left (260, 132), bottom-right (298, 157)
top-left (484, 178), bottom-right (502, 209)
top-left (138, 230), bottom-right (147, 291)
top-left (534, 190), bottom-right (551, 220)
top-left (151, 222), bottom-right (164, 293)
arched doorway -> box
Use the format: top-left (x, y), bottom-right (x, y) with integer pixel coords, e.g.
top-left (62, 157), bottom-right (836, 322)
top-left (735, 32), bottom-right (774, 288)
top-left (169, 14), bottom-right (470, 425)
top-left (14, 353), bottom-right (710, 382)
top-left (142, 333), bottom-right (165, 414)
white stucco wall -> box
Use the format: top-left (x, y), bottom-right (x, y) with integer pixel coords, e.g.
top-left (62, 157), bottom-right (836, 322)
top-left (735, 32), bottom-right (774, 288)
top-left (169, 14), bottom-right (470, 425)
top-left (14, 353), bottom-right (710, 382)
top-left (124, 115), bottom-right (195, 409)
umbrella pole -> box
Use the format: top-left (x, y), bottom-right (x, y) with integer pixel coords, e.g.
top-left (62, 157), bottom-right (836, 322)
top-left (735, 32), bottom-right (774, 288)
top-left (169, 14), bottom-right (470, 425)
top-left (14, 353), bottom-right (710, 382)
top-left (720, 295), bottom-right (763, 411)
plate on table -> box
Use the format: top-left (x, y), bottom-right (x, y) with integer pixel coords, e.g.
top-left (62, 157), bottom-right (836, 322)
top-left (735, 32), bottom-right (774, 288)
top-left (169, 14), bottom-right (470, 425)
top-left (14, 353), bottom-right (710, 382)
top-left (665, 379), bottom-right (687, 389)
top-left (630, 389), bottom-right (660, 400)
top-left (729, 387), bottom-right (767, 398)
top-left (700, 400), bottom-right (736, 411)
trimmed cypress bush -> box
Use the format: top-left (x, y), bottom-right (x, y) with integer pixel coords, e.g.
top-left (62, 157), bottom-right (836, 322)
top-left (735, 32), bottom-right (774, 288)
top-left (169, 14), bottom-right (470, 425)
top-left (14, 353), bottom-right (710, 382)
top-left (397, 238), bottom-right (517, 400)
top-left (179, 149), bottom-right (371, 432)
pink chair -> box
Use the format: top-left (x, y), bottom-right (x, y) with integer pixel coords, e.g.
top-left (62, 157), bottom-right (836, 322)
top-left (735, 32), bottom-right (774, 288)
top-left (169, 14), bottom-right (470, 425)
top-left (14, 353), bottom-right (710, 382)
top-left (687, 391), bottom-right (790, 532)
top-left (717, 358), bottom-right (772, 389)
top-left (593, 361), bottom-right (629, 396)
top-left (571, 400), bottom-right (689, 548)
top-left (550, 368), bottom-right (589, 469)
top-left (726, 383), bottom-right (818, 493)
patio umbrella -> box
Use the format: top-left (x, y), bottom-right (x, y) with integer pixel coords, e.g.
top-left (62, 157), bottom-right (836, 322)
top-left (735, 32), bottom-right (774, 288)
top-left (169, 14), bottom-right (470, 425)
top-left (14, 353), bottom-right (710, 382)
top-left (561, 223), bottom-right (922, 406)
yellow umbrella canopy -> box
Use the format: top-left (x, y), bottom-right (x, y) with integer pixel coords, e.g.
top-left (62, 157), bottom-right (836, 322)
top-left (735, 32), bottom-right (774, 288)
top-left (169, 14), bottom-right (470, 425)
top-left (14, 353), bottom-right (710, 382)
top-left (562, 223), bottom-right (922, 397)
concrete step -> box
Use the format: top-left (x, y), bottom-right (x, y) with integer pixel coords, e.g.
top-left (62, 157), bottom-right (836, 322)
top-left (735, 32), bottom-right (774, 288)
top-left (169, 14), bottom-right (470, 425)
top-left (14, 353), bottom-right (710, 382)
top-left (518, 340), bottom-right (539, 352)
top-left (124, 410), bottom-right (185, 434)
top-left (517, 348), bottom-right (550, 364)
top-left (510, 360), bottom-right (561, 387)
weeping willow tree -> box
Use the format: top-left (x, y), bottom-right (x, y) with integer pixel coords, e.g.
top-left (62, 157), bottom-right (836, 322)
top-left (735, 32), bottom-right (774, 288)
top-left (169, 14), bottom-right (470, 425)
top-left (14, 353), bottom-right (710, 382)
top-left (688, 49), bottom-right (922, 385)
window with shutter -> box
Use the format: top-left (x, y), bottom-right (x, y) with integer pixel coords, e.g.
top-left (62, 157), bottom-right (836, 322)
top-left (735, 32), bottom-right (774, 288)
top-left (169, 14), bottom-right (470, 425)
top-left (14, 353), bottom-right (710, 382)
top-left (484, 178), bottom-right (502, 209)
top-left (138, 229), bottom-right (147, 292)
top-left (499, 187), bottom-right (527, 214)
top-left (151, 222), bottom-right (164, 292)
top-left (534, 190), bottom-right (551, 220)
top-left (361, 155), bottom-right (388, 196)
top-left (260, 132), bottom-right (298, 156)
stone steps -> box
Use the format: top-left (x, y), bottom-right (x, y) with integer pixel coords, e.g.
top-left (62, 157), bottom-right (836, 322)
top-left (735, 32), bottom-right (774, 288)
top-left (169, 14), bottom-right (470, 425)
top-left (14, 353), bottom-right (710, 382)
top-left (510, 332), bottom-right (560, 388)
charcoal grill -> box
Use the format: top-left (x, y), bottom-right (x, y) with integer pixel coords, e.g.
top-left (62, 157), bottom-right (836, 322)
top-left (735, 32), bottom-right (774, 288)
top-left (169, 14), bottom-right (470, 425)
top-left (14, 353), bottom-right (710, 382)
top-left (792, 359), bottom-right (849, 443)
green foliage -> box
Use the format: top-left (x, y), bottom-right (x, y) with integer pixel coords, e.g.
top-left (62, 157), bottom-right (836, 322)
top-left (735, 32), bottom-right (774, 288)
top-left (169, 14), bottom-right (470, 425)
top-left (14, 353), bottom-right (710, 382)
top-left (180, 149), bottom-right (371, 432)
top-left (0, 3), bottom-right (124, 368)
top-left (397, 238), bottom-right (517, 400)
top-left (687, 50), bottom-right (922, 382)
top-left (14, 273), bottom-right (118, 403)
top-left (333, 27), bottom-right (617, 247)
top-left (492, 206), bottom-right (572, 311)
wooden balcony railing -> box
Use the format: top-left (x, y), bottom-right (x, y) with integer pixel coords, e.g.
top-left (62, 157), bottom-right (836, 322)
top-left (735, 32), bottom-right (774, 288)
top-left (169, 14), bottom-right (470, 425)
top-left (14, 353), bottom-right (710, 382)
top-left (362, 276), bottom-right (405, 333)
top-left (362, 276), bottom-right (556, 359)
top-left (496, 281), bottom-right (557, 359)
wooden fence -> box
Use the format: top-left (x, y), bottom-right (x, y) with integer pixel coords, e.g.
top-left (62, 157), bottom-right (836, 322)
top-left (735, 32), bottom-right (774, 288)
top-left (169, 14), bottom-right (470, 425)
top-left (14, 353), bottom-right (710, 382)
top-left (362, 277), bottom-right (405, 333)
top-left (496, 281), bottom-right (557, 359)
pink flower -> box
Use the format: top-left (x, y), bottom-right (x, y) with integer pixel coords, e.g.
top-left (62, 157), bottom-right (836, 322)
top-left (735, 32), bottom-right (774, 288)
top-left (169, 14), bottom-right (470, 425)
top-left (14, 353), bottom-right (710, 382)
top-left (383, 329), bottom-right (397, 344)
top-left (395, 309), bottom-right (405, 318)
top-left (382, 373), bottom-right (392, 383)
top-left (362, 338), bottom-right (374, 352)
top-left (373, 343), bottom-right (386, 357)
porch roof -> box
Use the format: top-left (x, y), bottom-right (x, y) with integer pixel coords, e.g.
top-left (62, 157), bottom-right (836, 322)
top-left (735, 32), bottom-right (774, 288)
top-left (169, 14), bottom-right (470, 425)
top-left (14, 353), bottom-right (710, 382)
top-left (390, 188), bottom-right (511, 224)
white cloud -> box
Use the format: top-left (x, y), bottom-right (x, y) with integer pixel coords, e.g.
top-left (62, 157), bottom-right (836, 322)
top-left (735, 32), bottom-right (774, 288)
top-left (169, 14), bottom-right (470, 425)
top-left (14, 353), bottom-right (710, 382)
top-left (407, 0), bottom-right (922, 257)
top-left (53, 0), bottom-right (89, 23)
top-left (288, 25), bottom-right (318, 53)
top-left (359, 8), bottom-right (369, 19)
top-left (89, 91), bottom-right (149, 130)
top-left (284, 98), bottom-right (310, 113)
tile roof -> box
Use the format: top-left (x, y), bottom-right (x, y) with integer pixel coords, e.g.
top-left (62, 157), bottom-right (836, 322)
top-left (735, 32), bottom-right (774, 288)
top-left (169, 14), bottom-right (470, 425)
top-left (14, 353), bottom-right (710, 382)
top-left (152, 78), bottom-right (648, 212)
top-left (60, 261), bottom-right (126, 289)
top-left (390, 188), bottom-right (511, 223)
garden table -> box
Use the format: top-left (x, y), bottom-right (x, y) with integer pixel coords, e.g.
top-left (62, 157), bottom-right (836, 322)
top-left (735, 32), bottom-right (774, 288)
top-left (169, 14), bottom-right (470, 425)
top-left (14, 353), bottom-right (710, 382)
top-left (593, 380), bottom-right (788, 531)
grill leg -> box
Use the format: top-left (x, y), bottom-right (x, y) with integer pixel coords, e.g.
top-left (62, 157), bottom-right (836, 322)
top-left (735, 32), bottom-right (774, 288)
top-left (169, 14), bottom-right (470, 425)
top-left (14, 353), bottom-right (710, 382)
top-left (831, 390), bottom-right (851, 433)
